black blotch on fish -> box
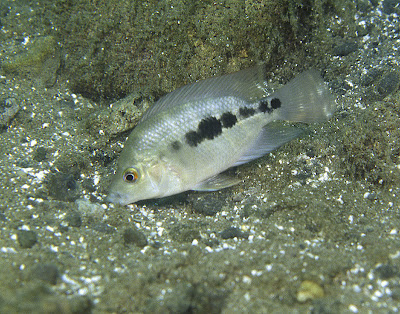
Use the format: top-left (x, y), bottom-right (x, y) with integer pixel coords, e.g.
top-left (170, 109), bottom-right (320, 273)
top-left (271, 97), bottom-right (281, 109)
top-left (185, 131), bottom-right (202, 147)
top-left (170, 140), bottom-right (181, 151)
top-left (258, 99), bottom-right (272, 113)
top-left (185, 116), bottom-right (223, 147)
top-left (198, 117), bottom-right (222, 140)
top-left (220, 112), bottom-right (237, 128)
top-left (239, 107), bottom-right (256, 118)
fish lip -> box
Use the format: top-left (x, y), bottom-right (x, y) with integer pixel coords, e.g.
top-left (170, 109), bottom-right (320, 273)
top-left (106, 192), bottom-right (130, 205)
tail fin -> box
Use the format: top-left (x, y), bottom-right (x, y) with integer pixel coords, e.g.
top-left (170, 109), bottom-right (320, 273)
top-left (272, 70), bottom-right (336, 123)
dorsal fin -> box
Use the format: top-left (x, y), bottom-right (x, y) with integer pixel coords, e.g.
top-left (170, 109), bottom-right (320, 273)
top-left (140, 64), bottom-right (267, 122)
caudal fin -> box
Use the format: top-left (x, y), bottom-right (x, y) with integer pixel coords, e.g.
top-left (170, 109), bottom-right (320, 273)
top-left (272, 70), bottom-right (336, 123)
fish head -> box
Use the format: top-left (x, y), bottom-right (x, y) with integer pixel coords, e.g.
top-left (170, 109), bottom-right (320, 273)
top-left (107, 156), bottom-right (183, 205)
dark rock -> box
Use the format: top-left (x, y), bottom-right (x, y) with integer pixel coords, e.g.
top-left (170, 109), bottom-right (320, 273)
top-left (377, 71), bottom-right (400, 98)
top-left (151, 241), bottom-right (163, 249)
top-left (53, 152), bottom-right (88, 180)
top-left (219, 227), bottom-right (249, 239)
top-left (374, 264), bottom-right (399, 279)
top-left (31, 263), bottom-right (59, 285)
top-left (89, 222), bottom-right (115, 234)
top-left (81, 178), bottom-right (96, 193)
top-left (189, 193), bottom-right (227, 216)
top-left (46, 172), bottom-right (80, 202)
top-left (361, 68), bottom-right (383, 86)
top-left (169, 224), bottom-right (201, 243)
top-left (123, 227), bottom-right (148, 248)
top-left (65, 211), bottom-right (82, 228)
top-left (17, 230), bottom-right (37, 248)
top-left (33, 147), bottom-right (47, 162)
top-left (333, 41), bottom-right (358, 56)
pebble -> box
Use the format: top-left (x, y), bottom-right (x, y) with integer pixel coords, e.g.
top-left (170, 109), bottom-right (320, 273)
top-left (297, 280), bottom-right (324, 302)
top-left (377, 71), bottom-right (400, 98)
top-left (123, 227), bottom-right (148, 248)
top-left (189, 193), bottom-right (226, 216)
top-left (65, 211), bottom-right (82, 228)
top-left (33, 147), bottom-right (47, 162)
top-left (17, 230), bottom-right (38, 248)
top-left (46, 172), bottom-right (80, 202)
top-left (0, 98), bottom-right (20, 128)
top-left (219, 227), bottom-right (249, 239)
top-left (374, 264), bottom-right (399, 279)
top-left (75, 198), bottom-right (105, 219)
top-left (31, 263), bottom-right (59, 285)
top-left (333, 41), bottom-right (358, 56)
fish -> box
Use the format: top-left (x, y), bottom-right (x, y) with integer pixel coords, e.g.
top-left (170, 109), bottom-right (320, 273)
top-left (107, 64), bottom-right (336, 205)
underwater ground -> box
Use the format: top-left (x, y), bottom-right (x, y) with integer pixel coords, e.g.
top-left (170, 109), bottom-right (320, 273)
top-left (0, 0), bottom-right (400, 312)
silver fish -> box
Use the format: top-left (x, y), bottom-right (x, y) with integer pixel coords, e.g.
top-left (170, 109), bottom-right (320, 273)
top-left (107, 65), bottom-right (335, 205)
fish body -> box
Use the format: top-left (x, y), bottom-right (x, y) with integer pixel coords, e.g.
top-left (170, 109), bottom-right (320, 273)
top-left (107, 65), bottom-right (335, 205)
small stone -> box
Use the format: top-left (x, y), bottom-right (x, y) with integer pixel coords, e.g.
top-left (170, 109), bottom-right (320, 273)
top-left (65, 211), bottom-right (82, 228)
top-left (33, 147), bottom-right (47, 162)
top-left (297, 280), bottom-right (324, 302)
top-left (374, 264), bottom-right (398, 279)
top-left (89, 222), bottom-right (115, 234)
top-left (333, 41), bottom-right (358, 56)
top-left (0, 97), bottom-right (20, 128)
top-left (219, 227), bottom-right (248, 239)
top-left (17, 230), bottom-right (38, 248)
top-left (377, 71), bottom-right (400, 98)
top-left (46, 172), bottom-right (80, 202)
top-left (31, 263), bottom-right (59, 285)
top-left (361, 68), bottom-right (382, 86)
top-left (123, 227), bottom-right (148, 248)
top-left (75, 198), bottom-right (105, 219)
top-left (189, 193), bottom-right (226, 216)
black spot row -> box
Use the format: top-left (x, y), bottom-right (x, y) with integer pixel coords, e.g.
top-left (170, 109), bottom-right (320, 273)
top-left (174, 97), bottom-right (282, 149)
top-left (177, 112), bottom-right (239, 148)
top-left (239, 107), bottom-right (256, 118)
top-left (259, 97), bottom-right (281, 113)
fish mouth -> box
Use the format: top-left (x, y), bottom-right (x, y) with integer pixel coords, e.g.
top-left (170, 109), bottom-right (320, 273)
top-left (106, 191), bottom-right (131, 205)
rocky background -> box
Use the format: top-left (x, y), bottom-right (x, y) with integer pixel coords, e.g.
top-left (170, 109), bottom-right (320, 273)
top-left (0, 0), bottom-right (400, 312)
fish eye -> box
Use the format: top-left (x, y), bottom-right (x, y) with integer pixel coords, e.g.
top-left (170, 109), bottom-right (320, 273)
top-left (123, 168), bottom-right (139, 183)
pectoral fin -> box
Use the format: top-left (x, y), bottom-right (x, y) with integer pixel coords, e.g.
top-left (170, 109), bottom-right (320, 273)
top-left (192, 174), bottom-right (240, 191)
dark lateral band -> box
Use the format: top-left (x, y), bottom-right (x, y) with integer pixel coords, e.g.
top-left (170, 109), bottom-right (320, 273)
top-left (181, 97), bottom-right (281, 148)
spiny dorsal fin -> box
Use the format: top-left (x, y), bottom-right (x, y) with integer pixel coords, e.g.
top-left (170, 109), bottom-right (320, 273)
top-left (140, 64), bottom-right (267, 122)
